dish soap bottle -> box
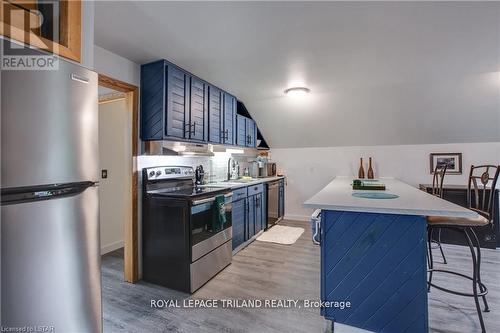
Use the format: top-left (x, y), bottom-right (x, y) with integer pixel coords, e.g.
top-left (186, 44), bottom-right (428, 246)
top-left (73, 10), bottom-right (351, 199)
top-left (367, 157), bottom-right (374, 179)
top-left (358, 158), bottom-right (365, 179)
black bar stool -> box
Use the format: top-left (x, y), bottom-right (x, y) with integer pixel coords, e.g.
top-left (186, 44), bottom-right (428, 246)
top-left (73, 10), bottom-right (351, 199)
top-left (428, 164), bottom-right (448, 264)
top-left (427, 165), bottom-right (500, 333)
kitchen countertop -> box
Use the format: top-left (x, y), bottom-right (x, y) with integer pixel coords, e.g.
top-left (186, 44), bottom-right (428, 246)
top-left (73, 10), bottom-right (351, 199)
top-left (201, 176), bottom-right (285, 190)
top-left (304, 176), bottom-right (478, 218)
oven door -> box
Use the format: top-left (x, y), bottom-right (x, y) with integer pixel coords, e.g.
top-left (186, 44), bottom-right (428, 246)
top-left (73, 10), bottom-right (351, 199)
top-left (190, 192), bottom-right (233, 261)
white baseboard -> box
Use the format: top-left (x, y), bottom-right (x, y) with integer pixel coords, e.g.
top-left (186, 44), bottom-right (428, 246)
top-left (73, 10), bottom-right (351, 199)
top-left (101, 240), bottom-right (124, 255)
top-left (284, 214), bottom-right (311, 222)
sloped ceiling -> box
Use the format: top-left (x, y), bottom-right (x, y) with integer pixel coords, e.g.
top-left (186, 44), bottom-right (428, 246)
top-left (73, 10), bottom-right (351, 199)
top-left (95, 1), bottom-right (500, 148)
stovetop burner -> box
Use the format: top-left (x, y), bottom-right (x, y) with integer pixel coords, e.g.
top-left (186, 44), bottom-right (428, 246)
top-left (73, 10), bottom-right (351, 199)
top-left (143, 166), bottom-right (229, 200)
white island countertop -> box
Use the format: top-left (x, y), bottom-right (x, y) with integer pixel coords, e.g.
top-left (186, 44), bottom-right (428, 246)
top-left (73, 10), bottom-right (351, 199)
top-left (304, 177), bottom-right (478, 218)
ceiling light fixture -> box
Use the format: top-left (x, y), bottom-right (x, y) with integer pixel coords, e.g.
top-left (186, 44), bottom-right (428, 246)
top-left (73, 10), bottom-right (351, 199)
top-left (284, 87), bottom-right (310, 97)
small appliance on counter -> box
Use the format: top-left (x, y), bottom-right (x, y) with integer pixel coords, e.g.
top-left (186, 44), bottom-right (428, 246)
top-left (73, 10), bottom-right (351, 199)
top-left (195, 165), bottom-right (205, 185)
top-left (267, 162), bottom-right (277, 176)
top-left (256, 156), bottom-right (268, 177)
top-left (142, 166), bottom-right (233, 293)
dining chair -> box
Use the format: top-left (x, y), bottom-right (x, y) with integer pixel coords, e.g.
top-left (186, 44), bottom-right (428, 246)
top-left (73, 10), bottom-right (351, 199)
top-left (427, 165), bottom-right (500, 333)
top-left (428, 164), bottom-right (448, 264)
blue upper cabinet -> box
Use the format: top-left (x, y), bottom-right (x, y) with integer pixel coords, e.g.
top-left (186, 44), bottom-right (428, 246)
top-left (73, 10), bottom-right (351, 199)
top-left (223, 92), bottom-right (236, 145)
top-left (140, 60), bottom-right (166, 140)
top-left (236, 114), bottom-right (246, 147)
top-left (166, 65), bottom-right (189, 139)
top-left (141, 59), bottom-right (261, 147)
top-left (208, 85), bottom-right (223, 143)
top-left (245, 118), bottom-right (256, 147)
top-left (189, 76), bottom-right (207, 142)
top-left (235, 115), bottom-right (257, 148)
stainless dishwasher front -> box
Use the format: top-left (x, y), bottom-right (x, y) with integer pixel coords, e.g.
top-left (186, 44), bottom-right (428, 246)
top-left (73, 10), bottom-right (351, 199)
top-left (267, 180), bottom-right (280, 228)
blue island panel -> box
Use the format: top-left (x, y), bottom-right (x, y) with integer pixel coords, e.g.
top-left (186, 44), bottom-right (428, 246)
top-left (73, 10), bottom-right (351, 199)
top-left (320, 210), bottom-right (428, 333)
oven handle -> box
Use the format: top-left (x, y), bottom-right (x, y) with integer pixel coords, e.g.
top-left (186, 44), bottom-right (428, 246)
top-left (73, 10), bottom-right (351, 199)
top-left (191, 192), bottom-right (233, 205)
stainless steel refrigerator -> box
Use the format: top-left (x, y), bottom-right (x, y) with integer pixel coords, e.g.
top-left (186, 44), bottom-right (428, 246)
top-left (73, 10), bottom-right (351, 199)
top-left (1, 50), bottom-right (102, 332)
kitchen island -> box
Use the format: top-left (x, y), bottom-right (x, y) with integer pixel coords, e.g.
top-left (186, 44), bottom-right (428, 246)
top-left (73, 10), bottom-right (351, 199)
top-left (304, 177), bottom-right (478, 333)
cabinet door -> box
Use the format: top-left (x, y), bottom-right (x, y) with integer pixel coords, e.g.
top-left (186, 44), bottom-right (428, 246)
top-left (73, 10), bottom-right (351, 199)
top-left (223, 92), bottom-right (236, 145)
top-left (247, 196), bottom-right (255, 239)
top-left (236, 115), bottom-right (247, 147)
top-left (140, 60), bottom-right (165, 140)
top-left (166, 66), bottom-right (189, 139)
top-left (254, 193), bottom-right (263, 234)
top-left (246, 118), bottom-right (256, 147)
top-left (189, 76), bottom-right (207, 141)
top-left (232, 198), bottom-right (246, 249)
top-left (262, 187), bottom-right (268, 230)
top-left (208, 85), bottom-right (222, 143)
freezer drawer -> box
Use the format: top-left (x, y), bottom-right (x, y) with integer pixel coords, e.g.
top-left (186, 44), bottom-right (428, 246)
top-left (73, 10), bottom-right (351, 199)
top-left (1, 186), bottom-right (102, 332)
top-left (190, 240), bottom-right (232, 292)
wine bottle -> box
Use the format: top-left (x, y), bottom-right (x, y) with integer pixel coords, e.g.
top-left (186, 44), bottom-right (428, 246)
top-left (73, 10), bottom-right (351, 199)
top-left (368, 157), bottom-right (374, 179)
top-left (358, 158), bottom-right (365, 179)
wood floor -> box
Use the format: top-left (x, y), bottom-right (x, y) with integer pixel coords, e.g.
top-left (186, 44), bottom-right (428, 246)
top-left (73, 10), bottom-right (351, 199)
top-left (102, 220), bottom-right (500, 333)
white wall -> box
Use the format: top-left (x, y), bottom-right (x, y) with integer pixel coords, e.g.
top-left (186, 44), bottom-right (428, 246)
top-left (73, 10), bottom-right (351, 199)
top-left (271, 142), bottom-right (500, 221)
top-left (93, 45), bottom-right (140, 87)
top-left (99, 98), bottom-right (132, 254)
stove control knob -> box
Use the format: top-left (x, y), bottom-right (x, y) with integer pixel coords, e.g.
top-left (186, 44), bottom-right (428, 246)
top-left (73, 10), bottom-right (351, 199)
top-left (149, 171), bottom-right (155, 178)
top-left (155, 170), bottom-right (162, 176)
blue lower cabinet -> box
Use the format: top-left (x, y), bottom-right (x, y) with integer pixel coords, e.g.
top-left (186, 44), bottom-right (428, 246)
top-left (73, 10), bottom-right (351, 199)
top-left (231, 198), bottom-right (246, 249)
top-left (254, 193), bottom-right (263, 233)
top-left (320, 210), bottom-right (428, 333)
top-left (247, 196), bottom-right (256, 239)
top-left (262, 188), bottom-right (268, 230)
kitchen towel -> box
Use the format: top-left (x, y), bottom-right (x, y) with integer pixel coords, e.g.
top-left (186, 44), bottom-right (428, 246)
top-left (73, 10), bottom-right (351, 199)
top-left (212, 195), bottom-right (226, 232)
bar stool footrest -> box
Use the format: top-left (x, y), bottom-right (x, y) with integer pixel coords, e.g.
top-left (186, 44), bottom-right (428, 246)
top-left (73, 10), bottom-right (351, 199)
top-left (428, 268), bottom-right (488, 297)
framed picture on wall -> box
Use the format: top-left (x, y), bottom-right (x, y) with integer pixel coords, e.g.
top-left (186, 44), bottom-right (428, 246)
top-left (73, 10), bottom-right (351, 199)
top-left (430, 153), bottom-right (462, 174)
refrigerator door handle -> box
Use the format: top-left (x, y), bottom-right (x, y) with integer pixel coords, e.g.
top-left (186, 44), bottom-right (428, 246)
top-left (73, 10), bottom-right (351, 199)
top-left (70, 73), bottom-right (90, 84)
top-left (1, 181), bottom-right (97, 206)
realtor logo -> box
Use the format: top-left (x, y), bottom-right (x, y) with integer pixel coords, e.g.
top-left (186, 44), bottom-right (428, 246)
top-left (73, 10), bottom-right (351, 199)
top-left (1, 0), bottom-right (59, 70)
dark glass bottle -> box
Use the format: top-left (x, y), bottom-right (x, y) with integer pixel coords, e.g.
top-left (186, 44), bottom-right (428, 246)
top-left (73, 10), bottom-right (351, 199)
top-left (358, 158), bottom-right (365, 179)
top-left (368, 157), bottom-right (374, 179)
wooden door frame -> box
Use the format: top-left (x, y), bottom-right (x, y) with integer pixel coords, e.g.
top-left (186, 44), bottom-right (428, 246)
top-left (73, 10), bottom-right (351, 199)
top-left (98, 73), bottom-right (139, 283)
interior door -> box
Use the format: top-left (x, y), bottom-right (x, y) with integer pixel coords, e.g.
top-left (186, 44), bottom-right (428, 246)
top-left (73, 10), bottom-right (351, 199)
top-left (166, 65), bottom-right (188, 139)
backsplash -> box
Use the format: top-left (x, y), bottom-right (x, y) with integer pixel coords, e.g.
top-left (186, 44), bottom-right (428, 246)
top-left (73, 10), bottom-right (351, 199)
top-left (137, 152), bottom-right (258, 184)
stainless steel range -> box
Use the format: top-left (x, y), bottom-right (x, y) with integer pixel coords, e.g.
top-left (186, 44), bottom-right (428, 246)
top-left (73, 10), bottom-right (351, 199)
top-left (142, 166), bottom-right (233, 293)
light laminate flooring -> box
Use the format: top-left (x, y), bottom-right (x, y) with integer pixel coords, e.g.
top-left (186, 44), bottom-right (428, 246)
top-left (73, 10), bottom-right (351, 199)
top-left (102, 220), bottom-right (500, 333)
